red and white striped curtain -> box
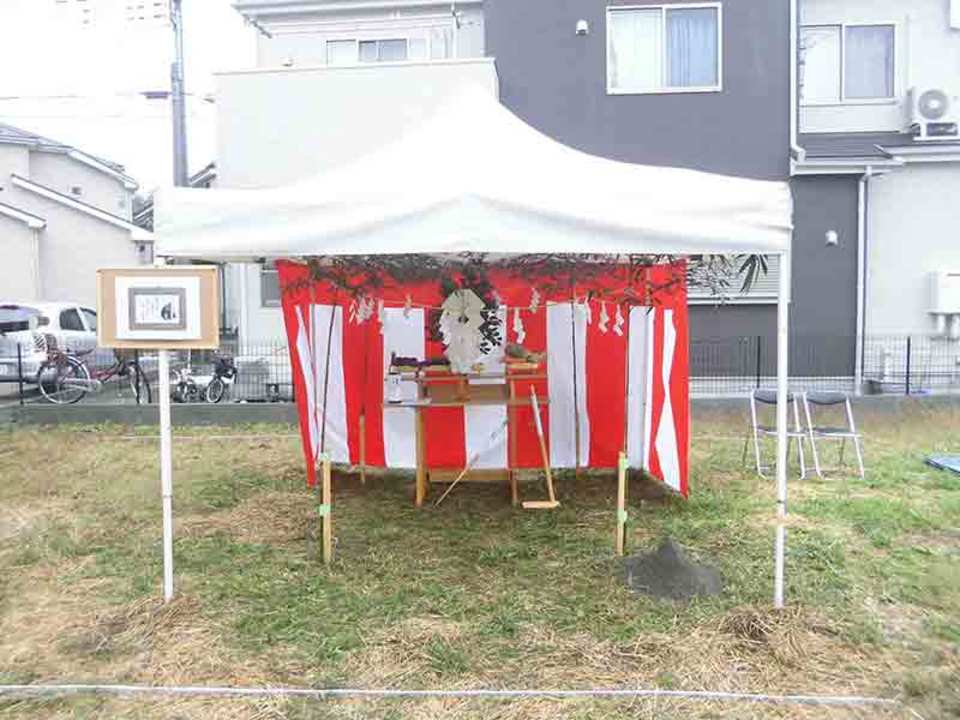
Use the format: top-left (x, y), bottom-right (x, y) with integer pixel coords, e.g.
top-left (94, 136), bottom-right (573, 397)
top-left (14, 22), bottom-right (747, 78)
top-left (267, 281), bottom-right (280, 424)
top-left (277, 260), bottom-right (689, 497)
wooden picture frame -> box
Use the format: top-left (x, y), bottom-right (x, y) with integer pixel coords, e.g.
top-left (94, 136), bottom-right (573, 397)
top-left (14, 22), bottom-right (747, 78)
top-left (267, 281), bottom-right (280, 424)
top-left (97, 266), bottom-right (220, 350)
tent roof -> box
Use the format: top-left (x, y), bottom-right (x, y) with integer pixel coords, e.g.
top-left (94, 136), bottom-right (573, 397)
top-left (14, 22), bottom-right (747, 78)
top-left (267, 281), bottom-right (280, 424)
top-left (155, 88), bottom-right (792, 261)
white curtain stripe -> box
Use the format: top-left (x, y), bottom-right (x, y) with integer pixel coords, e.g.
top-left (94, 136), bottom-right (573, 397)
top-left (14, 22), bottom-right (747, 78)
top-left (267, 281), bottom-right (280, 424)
top-left (381, 308), bottom-right (425, 468)
top-left (654, 309), bottom-right (681, 490)
top-left (626, 306), bottom-right (650, 468)
top-left (546, 303), bottom-right (589, 468)
top-left (311, 305), bottom-right (350, 464)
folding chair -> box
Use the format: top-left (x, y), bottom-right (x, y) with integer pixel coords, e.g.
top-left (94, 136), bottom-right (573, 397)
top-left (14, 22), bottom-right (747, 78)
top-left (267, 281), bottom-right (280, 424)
top-left (801, 392), bottom-right (865, 479)
top-left (742, 389), bottom-right (807, 480)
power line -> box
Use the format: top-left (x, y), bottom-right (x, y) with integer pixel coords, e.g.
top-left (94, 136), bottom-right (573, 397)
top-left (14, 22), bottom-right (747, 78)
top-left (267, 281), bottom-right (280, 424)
top-left (0, 93), bottom-right (214, 102)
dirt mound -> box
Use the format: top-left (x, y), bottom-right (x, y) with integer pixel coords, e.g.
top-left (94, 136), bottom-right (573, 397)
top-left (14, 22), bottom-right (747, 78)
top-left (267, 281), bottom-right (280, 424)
top-left (624, 538), bottom-right (722, 601)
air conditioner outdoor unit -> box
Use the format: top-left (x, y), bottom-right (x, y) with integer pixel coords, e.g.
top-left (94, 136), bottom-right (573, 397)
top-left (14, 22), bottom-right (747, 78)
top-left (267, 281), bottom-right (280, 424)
top-left (930, 271), bottom-right (960, 337)
top-left (908, 87), bottom-right (960, 141)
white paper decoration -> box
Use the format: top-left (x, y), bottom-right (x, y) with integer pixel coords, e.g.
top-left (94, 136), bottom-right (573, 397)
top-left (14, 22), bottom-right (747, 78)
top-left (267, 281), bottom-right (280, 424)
top-left (513, 307), bottom-right (526, 345)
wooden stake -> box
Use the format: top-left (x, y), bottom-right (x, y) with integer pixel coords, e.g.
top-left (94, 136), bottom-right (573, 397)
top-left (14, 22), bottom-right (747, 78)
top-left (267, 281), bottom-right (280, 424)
top-left (414, 406), bottom-right (426, 506)
top-left (616, 451), bottom-right (628, 556)
top-left (508, 376), bottom-right (519, 506)
top-left (359, 413), bottom-right (367, 485)
top-left (320, 453), bottom-right (333, 564)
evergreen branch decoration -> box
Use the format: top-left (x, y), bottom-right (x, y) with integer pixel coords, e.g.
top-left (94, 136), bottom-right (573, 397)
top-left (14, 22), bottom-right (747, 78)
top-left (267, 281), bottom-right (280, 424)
top-left (279, 253), bottom-right (768, 304)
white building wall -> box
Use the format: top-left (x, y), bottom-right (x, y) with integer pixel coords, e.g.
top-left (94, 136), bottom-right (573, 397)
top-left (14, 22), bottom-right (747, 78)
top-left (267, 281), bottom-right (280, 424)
top-left (801, 0), bottom-right (960, 133)
top-left (216, 59), bottom-right (497, 187)
top-left (866, 163), bottom-right (960, 335)
top-left (0, 144), bottom-right (30, 179)
top-left (254, 5), bottom-right (484, 67)
top-left (29, 152), bottom-right (132, 219)
top-left (0, 216), bottom-right (41, 301)
top-left (6, 189), bottom-right (142, 306)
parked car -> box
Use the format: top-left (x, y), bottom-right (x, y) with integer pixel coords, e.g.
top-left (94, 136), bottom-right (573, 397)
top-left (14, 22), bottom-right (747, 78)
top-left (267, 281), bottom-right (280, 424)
top-left (0, 301), bottom-right (113, 383)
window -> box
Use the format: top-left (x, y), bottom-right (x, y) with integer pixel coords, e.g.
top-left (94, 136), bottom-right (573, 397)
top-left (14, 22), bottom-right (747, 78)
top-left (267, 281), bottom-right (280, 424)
top-left (261, 264), bottom-right (281, 307)
top-left (325, 37), bottom-right (430, 66)
top-left (59, 308), bottom-right (85, 331)
top-left (800, 24), bottom-right (895, 103)
top-left (81, 308), bottom-right (97, 332)
top-left (607, 4), bottom-right (721, 94)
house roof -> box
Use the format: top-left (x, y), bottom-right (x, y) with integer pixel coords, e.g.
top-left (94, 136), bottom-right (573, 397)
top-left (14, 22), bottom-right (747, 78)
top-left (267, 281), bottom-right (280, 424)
top-left (0, 199), bottom-right (46, 229)
top-left (800, 132), bottom-right (960, 161)
top-left (799, 133), bottom-right (908, 160)
top-left (11, 174), bottom-right (153, 242)
top-left (0, 123), bottom-right (138, 189)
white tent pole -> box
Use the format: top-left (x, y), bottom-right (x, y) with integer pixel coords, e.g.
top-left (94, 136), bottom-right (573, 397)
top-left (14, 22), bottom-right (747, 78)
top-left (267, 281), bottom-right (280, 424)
top-left (154, 256), bottom-right (175, 603)
top-left (774, 249), bottom-right (792, 609)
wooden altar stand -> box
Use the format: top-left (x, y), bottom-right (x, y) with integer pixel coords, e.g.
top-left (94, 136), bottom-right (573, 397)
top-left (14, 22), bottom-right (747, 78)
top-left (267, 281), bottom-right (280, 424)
top-left (386, 360), bottom-right (553, 507)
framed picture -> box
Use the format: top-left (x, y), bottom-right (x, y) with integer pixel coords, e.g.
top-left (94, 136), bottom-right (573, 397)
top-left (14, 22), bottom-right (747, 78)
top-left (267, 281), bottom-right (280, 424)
top-left (129, 287), bottom-right (188, 332)
top-left (97, 267), bottom-right (219, 349)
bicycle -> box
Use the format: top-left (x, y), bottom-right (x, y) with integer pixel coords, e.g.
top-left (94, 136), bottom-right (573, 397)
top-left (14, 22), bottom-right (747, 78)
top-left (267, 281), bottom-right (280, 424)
top-left (170, 353), bottom-right (237, 404)
top-left (36, 340), bottom-right (151, 405)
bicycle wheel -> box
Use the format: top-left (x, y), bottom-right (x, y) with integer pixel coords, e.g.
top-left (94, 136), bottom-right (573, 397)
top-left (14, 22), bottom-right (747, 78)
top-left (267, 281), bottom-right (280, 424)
top-left (37, 356), bottom-right (90, 404)
top-left (205, 377), bottom-right (226, 403)
top-left (125, 363), bottom-right (152, 404)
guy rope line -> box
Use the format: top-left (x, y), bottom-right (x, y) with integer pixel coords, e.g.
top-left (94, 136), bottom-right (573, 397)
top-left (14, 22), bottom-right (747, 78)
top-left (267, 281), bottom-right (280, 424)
top-left (0, 684), bottom-right (913, 711)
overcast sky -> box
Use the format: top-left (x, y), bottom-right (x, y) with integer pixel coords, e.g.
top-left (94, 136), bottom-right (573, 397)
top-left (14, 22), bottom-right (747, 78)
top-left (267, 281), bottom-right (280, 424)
top-left (0, 0), bottom-right (256, 191)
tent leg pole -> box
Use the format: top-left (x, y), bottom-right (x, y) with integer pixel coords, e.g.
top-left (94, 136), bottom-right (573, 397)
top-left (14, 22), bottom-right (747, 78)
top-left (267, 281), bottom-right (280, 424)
top-left (774, 251), bottom-right (791, 609)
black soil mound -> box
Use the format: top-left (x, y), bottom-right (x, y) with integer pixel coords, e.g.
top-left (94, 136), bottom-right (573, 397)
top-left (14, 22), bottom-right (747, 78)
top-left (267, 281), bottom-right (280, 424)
top-left (624, 538), bottom-right (722, 601)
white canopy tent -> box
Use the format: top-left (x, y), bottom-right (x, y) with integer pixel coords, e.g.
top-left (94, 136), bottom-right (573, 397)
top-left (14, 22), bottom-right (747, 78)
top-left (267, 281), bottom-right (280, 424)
top-left (155, 88), bottom-right (795, 606)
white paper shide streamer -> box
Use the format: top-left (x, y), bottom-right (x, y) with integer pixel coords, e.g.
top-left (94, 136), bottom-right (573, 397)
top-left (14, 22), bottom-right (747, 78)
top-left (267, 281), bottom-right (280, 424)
top-left (513, 308), bottom-right (526, 345)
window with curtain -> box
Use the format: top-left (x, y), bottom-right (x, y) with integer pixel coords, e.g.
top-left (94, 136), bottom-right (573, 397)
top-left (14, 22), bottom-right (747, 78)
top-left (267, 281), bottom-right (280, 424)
top-left (608, 4), bottom-right (721, 93)
top-left (800, 23), bottom-right (895, 103)
top-left (844, 25), bottom-right (894, 99)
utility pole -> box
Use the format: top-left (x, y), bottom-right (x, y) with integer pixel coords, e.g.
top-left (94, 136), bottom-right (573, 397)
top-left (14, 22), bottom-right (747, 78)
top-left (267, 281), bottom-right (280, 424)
top-left (170, 0), bottom-right (188, 187)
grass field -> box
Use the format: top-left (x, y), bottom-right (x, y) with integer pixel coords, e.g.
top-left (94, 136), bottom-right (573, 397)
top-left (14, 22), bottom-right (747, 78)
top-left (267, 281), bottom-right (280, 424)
top-left (1, 402), bottom-right (958, 719)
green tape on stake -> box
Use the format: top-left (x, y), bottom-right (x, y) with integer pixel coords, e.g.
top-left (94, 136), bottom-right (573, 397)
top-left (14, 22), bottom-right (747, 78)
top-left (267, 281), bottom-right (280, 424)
top-left (317, 504), bottom-right (331, 517)
top-left (617, 509), bottom-right (628, 524)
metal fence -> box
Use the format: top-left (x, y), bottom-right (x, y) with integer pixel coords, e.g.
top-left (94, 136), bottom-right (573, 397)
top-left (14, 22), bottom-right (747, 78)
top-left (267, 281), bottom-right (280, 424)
top-left (691, 334), bottom-right (960, 396)
top-left (4, 334), bottom-right (960, 406)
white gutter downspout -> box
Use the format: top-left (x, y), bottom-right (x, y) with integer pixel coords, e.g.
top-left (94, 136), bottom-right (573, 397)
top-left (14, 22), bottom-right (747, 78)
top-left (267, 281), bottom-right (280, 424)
top-left (854, 167), bottom-right (873, 395)
top-left (789, 0), bottom-right (806, 168)
top-left (31, 227), bottom-right (43, 300)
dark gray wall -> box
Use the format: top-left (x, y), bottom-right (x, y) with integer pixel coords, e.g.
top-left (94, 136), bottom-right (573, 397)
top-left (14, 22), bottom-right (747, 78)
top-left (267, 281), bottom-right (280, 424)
top-left (484, 0), bottom-right (858, 376)
top-left (789, 176), bottom-right (858, 340)
top-left (688, 176), bottom-right (860, 377)
top-left (485, 0), bottom-right (791, 180)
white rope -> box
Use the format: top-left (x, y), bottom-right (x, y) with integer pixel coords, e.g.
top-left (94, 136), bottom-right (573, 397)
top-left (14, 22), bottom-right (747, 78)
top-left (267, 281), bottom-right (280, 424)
top-left (0, 684), bottom-right (906, 708)
top-left (115, 434), bottom-right (301, 441)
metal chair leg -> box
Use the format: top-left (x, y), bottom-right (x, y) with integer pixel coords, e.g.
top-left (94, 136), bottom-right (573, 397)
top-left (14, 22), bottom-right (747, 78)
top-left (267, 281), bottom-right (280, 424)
top-left (852, 436), bottom-right (865, 479)
top-left (750, 397), bottom-right (766, 478)
top-left (845, 398), bottom-right (865, 479)
top-left (803, 394), bottom-right (824, 479)
top-left (792, 400), bottom-right (807, 480)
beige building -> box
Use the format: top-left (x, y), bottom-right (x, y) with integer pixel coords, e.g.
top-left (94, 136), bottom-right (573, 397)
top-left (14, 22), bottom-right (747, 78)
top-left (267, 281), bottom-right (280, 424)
top-left (0, 124), bottom-right (152, 306)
